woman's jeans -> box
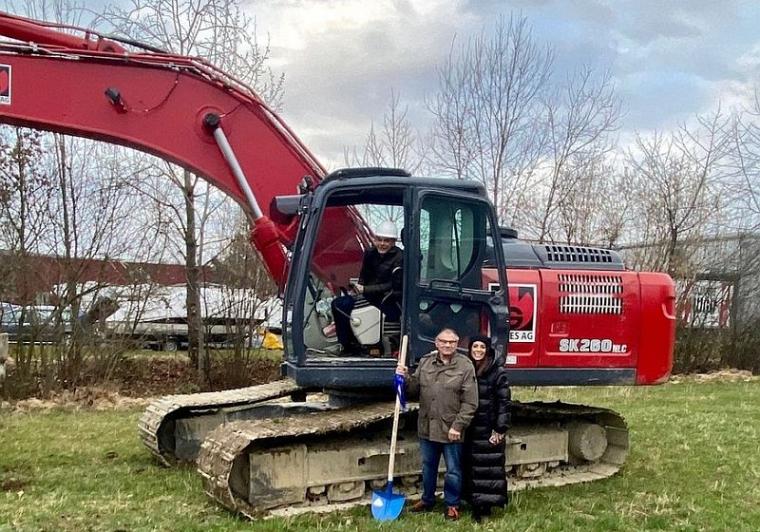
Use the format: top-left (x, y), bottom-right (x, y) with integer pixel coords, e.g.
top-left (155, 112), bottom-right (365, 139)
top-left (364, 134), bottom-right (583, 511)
top-left (419, 438), bottom-right (463, 507)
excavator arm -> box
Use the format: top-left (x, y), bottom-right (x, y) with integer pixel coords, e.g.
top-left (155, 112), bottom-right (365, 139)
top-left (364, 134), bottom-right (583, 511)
top-left (0, 11), bottom-right (368, 286)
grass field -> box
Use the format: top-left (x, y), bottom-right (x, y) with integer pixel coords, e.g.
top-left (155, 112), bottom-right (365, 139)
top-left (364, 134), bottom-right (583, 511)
top-left (2, 380), bottom-right (760, 531)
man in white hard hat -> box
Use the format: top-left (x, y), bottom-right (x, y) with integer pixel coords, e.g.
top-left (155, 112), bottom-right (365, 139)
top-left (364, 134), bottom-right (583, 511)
top-left (331, 220), bottom-right (403, 353)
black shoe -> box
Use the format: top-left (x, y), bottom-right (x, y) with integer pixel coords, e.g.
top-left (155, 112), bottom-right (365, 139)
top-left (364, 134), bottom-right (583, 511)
top-left (472, 506), bottom-right (490, 522)
top-left (338, 342), bottom-right (361, 355)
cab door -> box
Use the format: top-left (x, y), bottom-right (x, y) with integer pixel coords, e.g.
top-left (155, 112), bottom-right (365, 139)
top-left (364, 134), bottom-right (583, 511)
top-left (407, 191), bottom-right (508, 362)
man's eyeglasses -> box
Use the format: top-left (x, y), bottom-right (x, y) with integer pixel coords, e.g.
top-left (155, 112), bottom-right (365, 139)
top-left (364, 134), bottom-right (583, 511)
top-left (435, 339), bottom-right (459, 345)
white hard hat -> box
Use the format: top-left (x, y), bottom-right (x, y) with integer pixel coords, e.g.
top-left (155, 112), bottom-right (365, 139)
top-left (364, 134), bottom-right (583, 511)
top-left (375, 220), bottom-right (399, 240)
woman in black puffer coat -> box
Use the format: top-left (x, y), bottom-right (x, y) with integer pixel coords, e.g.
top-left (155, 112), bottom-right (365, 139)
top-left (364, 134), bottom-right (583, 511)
top-left (462, 335), bottom-right (511, 521)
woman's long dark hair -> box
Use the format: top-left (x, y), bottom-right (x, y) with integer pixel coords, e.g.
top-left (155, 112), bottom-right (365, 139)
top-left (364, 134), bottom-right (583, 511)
top-left (468, 334), bottom-right (494, 376)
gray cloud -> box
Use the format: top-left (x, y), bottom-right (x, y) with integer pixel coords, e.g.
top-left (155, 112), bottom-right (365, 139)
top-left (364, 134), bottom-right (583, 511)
top-left (59, 0), bottom-right (760, 165)
top-left (3, 0), bottom-right (751, 189)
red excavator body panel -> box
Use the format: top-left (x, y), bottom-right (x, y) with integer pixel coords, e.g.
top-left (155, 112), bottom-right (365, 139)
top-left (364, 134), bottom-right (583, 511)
top-left (483, 268), bottom-right (675, 385)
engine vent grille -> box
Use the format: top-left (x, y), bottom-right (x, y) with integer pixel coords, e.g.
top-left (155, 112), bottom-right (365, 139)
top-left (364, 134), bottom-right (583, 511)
top-left (558, 274), bottom-right (623, 314)
top-left (544, 245), bottom-right (615, 263)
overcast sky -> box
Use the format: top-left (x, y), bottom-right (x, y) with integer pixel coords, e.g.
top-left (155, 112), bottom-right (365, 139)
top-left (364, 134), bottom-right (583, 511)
top-left (7, 0), bottom-right (760, 168)
top-left (245, 0), bottom-right (760, 167)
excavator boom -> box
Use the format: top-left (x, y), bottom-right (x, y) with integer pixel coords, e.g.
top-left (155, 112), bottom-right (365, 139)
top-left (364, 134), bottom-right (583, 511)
top-left (0, 11), bottom-right (368, 285)
top-left (0, 11), bottom-right (127, 52)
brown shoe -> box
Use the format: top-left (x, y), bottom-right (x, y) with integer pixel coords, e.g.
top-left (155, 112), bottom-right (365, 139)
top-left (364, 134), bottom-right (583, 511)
top-left (445, 506), bottom-right (460, 521)
top-left (410, 500), bottom-right (434, 513)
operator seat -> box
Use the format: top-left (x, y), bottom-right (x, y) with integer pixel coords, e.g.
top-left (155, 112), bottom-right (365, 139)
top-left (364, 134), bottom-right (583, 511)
top-left (347, 298), bottom-right (400, 356)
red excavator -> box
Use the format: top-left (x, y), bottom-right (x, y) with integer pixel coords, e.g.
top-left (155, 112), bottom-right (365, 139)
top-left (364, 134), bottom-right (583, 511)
top-left (0, 11), bottom-right (675, 518)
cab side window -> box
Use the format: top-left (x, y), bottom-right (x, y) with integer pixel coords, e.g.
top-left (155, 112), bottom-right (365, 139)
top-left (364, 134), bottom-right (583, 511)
top-left (418, 196), bottom-right (495, 290)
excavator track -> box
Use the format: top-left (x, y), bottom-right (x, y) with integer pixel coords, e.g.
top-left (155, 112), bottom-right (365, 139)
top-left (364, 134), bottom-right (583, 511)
top-left (138, 378), bottom-right (303, 465)
top-left (197, 399), bottom-right (629, 518)
top-left (197, 400), bottom-right (400, 518)
top-left (506, 402), bottom-right (629, 491)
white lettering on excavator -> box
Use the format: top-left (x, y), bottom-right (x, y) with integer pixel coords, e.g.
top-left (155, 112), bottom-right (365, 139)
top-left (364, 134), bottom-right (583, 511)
top-left (559, 338), bottom-right (627, 353)
top-left (509, 330), bottom-right (534, 342)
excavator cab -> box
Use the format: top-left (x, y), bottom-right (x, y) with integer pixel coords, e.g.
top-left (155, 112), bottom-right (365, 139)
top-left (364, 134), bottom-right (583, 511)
top-left (282, 169), bottom-right (509, 388)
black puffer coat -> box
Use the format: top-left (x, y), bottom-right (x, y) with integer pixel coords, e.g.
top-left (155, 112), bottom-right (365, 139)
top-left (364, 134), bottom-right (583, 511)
top-left (463, 341), bottom-right (511, 510)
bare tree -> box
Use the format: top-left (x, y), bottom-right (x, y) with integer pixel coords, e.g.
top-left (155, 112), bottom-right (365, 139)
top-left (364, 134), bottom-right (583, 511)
top-left (46, 135), bottom-right (140, 386)
top-left (0, 128), bottom-right (51, 393)
top-left (625, 110), bottom-right (731, 276)
top-left (425, 15), bottom-right (620, 241)
top-left (98, 0), bottom-right (283, 108)
top-left (721, 92), bottom-right (760, 359)
top-left (100, 0), bottom-right (283, 376)
top-left (209, 214), bottom-right (279, 388)
top-left (0, 127), bottom-right (51, 395)
top-left (0, 129), bottom-right (133, 393)
top-left (553, 151), bottom-right (632, 247)
top-left (3, 0), bottom-right (86, 27)
top-left (731, 90), bottom-right (760, 234)
top-left (532, 67), bottom-right (621, 242)
top-left (0, 0), bottom-right (148, 394)
top-left (346, 90), bottom-right (423, 174)
top-left (0, 128), bottom-right (50, 257)
top-left (426, 14), bottom-right (553, 226)
top-left (345, 90), bottom-right (423, 228)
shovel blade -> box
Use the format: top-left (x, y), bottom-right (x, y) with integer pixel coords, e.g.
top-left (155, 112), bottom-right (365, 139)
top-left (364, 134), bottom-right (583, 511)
top-left (371, 483), bottom-right (406, 521)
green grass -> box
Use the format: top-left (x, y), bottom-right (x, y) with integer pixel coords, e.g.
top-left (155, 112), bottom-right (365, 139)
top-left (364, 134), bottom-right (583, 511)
top-left (2, 381), bottom-right (760, 531)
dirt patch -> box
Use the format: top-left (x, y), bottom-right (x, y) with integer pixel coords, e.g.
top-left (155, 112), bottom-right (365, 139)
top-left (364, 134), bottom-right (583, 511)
top-left (113, 356), bottom-right (201, 397)
top-left (112, 355), bottom-right (281, 397)
top-left (670, 369), bottom-right (758, 384)
top-left (1, 355), bottom-right (281, 411)
top-left (4, 386), bottom-right (153, 412)
top-left (1, 476), bottom-right (28, 492)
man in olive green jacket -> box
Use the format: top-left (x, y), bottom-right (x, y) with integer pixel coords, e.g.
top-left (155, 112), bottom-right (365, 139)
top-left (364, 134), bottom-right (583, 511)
top-left (396, 327), bottom-right (478, 520)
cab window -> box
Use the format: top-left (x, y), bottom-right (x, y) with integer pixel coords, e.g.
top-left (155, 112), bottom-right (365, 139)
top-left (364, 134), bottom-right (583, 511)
top-left (418, 195), bottom-right (495, 290)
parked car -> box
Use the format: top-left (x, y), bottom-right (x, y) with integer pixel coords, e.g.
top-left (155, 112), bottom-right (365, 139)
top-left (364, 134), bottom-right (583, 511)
top-left (0, 303), bottom-right (74, 344)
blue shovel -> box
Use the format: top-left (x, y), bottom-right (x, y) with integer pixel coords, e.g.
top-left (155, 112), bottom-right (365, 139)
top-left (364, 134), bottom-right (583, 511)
top-left (371, 335), bottom-right (409, 521)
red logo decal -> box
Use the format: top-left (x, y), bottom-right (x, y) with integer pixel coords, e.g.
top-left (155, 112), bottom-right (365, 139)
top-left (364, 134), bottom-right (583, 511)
top-left (488, 282), bottom-right (538, 343)
top-left (509, 285), bottom-right (535, 331)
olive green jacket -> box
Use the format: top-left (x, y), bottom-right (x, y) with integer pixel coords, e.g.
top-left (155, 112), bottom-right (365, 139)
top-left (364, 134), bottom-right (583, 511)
top-left (406, 350), bottom-right (478, 443)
